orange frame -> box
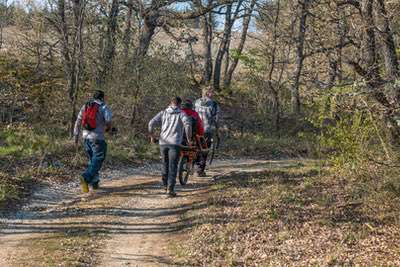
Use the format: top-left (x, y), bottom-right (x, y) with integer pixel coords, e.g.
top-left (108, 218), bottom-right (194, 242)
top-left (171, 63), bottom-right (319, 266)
top-left (180, 135), bottom-right (209, 174)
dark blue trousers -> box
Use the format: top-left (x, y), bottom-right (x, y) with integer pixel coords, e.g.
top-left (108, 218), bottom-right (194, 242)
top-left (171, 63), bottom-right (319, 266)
top-left (82, 139), bottom-right (107, 185)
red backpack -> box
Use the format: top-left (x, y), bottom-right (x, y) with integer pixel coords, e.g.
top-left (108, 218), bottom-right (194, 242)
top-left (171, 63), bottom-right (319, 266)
top-left (82, 101), bottom-right (100, 130)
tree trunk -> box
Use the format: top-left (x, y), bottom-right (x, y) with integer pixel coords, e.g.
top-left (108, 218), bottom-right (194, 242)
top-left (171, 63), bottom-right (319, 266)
top-left (0, 22), bottom-right (3, 50)
top-left (334, 3), bottom-right (346, 84)
top-left (223, 38), bottom-right (230, 81)
top-left (57, 0), bottom-right (73, 135)
top-left (362, 0), bottom-right (380, 85)
top-left (202, 12), bottom-right (213, 84)
top-left (376, 0), bottom-right (399, 80)
top-left (123, 0), bottom-right (134, 60)
top-left (266, 0), bottom-right (281, 133)
top-left (326, 57), bottom-right (338, 89)
top-left (270, 86), bottom-right (280, 133)
top-left (213, 4), bottom-right (232, 91)
top-left (96, 0), bottom-right (120, 87)
top-left (69, 0), bottom-right (86, 136)
top-left (347, 0), bottom-right (400, 146)
top-left (290, 0), bottom-right (309, 115)
top-left (133, 13), bottom-right (157, 64)
top-left (223, 0), bottom-right (255, 88)
top-left (336, 12), bottom-right (344, 83)
top-left (55, 0), bottom-right (86, 136)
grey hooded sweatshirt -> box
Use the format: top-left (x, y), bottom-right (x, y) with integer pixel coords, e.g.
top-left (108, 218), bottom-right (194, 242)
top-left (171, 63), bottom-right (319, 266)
top-left (148, 106), bottom-right (192, 146)
top-left (194, 97), bottom-right (220, 134)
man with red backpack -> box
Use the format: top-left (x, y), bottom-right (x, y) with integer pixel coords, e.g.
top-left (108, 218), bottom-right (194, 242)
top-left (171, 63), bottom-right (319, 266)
top-left (73, 90), bottom-right (112, 193)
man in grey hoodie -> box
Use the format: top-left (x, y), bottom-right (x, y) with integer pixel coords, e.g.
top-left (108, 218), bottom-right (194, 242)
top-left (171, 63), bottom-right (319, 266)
top-left (149, 97), bottom-right (192, 197)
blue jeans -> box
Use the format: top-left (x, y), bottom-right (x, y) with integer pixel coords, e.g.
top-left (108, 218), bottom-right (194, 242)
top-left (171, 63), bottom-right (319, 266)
top-left (160, 145), bottom-right (181, 189)
top-left (82, 139), bottom-right (107, 185)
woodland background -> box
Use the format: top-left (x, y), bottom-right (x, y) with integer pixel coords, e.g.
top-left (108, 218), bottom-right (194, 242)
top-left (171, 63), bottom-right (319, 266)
top-left (1, 0), bottom-right (400, 235)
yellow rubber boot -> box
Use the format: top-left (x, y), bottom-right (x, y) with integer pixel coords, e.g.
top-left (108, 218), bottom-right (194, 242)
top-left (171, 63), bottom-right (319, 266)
top-left (80, 176), bottom-right (89, 193)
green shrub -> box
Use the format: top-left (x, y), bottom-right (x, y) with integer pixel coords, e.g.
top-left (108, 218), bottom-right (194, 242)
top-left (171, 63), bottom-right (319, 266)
top-left (305, 86), bottom-right (383, 172)
top-left (0, 124), bottom-right (52, 157)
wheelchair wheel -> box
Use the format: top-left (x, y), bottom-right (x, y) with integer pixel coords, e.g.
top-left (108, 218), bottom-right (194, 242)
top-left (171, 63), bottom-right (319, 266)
top-left (178, 156), bottom-right (190, 185)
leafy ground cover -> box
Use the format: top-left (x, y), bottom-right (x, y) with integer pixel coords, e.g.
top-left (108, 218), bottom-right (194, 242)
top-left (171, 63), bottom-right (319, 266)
top-left (174, 162), bottom-right (400, 266)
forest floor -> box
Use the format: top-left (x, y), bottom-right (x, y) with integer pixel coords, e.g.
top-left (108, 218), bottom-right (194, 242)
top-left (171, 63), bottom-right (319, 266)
top-left (1, 158), bottom-right (399, 266)
top-left (0, 159), bottom-right (276, 266)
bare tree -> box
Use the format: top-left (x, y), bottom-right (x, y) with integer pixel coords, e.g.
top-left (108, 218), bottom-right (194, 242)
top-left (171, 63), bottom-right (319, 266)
top-left (96, 0), bottom-right (120, 87)
top-left (201, 2), bottom-right (214, 84)
top-left (342, 0), bottom-right (400, 143)
top-left (290, 0), bottom-right (310, 115)
top-left (130, 0), bottom-right (232, 66)
top-left (223, 0), bottom-right (256, 88)
top-left (123, 0), bottom-right (135, 60)
top-left (213, 0), bottom-right (245, 91)
top-left (48, 0), bottom-right (86, 135)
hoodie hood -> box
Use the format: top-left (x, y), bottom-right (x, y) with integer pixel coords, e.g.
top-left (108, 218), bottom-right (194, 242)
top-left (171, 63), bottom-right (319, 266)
top-left (199, 97), bottom-right (211, 105)
top-left (166, 106), bottom-right (181, 114)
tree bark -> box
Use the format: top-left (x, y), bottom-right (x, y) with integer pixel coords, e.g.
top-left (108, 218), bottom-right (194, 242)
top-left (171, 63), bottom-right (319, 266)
top-left (133, 12), bottom-right (158, 65)
top-left (55, 0), bottom-right (86, 136)
top-left (326, 57), bottom-right (338, 89)
top-left (376, 0), bottom-right (399, 80)
top-left (0, 9), bottom-right (3, 50)
top-left (0, 25), bottom-right (2, 50)
top-left (266, 0), bottom-right (281, 132)
top-left (223, 0), bottom-right (256, 88)
top-left (123, 0), bottom-right (134, 60)
top-left (223, 38), bottom-right (231, 81)
top-left (290, 0), bottom-right (310, 115)
top-left (336, 4), bottom-right (346, 84)
top-left (96, 0), bottom-right (120, 87)
top-left (346, 0), bottom-right (400, 146)
top-left (362, 0), bottom-right (380, 85)
top-left (70, 0), bottom-right (86, 136)
top-left (213, 4), bottom-right (232, 91)
top-left (202, 11), bottom-right (213, 84)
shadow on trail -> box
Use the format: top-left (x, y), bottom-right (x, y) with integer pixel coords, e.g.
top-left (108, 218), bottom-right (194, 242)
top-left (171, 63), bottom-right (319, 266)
top-left (1, 168), bottom-right (313, 238)
top-left (211, 160), bottom-right (305, 171)
top-left (2, 165), bottom-right (356, 247)
top-left (214, 168), bottom-right (320, 187)
top-left (108, 254), bottom-right (186, 267)
top-left (0, 178), bottom-right (214, 237)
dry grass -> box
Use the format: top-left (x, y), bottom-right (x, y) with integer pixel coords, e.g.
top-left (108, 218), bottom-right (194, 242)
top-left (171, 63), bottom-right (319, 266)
top-left (174, 163), bottom-right (400, 266)
top-left (13, 231), bottom-right (103, 267)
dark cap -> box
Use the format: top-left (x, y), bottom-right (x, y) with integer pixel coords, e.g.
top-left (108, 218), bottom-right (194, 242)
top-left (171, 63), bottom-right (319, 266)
top-left (182, 99), bottom-right (193, 109)
top-left (93, 90), bottom-right (105, 101)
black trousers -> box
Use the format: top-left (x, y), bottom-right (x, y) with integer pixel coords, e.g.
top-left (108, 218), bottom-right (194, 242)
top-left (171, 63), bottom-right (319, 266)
top-left (197, 132), bottom-right (213, 172)
top-left (160, 145), bottom-right (181, 189)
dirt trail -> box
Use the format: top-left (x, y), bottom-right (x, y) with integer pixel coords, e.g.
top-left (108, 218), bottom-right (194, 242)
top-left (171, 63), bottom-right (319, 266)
top-left (0, 159), bottom-right (294, 266)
